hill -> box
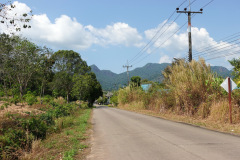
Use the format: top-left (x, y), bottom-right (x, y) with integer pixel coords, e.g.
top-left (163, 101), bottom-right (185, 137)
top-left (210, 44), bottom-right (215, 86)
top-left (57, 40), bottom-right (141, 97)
top-left (91, 63), bottom-right (232, 91)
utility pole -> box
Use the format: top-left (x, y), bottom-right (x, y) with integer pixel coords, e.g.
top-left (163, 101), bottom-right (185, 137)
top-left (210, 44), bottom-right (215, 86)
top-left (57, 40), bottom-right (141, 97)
top-left (123, 61), bottom-right (132, 86)
top-left (177, 0), bottom-right (203, 62)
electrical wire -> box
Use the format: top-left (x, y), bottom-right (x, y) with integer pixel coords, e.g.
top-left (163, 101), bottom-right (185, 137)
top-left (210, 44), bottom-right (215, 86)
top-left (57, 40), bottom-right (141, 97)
top-left (193, 33), bottom-right (240, 55)
top-left (132, 20), bottom-right (188, 66)
top-left (200, 0), bottom-right (214, 9)
top-left (184, 0), bottom-right (198, 9)
top-left (193, 39), bottom-right (240, 58)
top-left (205, 49), bottom-right (240, 61)
top-left (129, 13), bottom-right (182, 65)
top-left (127, 0), bottom-right (187, 65)
top-left (194, 43), bottom-right (240, 60)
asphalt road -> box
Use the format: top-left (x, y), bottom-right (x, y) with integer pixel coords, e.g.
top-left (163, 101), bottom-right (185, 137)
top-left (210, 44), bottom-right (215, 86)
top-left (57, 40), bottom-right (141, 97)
top-left (87, 106), bottom-right (240, 160)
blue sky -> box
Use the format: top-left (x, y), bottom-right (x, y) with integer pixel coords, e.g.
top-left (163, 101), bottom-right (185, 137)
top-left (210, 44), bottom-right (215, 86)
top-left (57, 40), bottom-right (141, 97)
top-left (1, 0), bottom-right (240, 73)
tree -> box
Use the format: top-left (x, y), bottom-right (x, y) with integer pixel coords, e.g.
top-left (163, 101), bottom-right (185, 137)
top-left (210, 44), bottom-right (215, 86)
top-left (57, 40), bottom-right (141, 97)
top-left (0, 1), bottom-right (33, 32)
top-left (51, 50), bottom-right (90, 103)
top-left (0, 35), bottom-right (40, 99)
top-left (0, 33), bottom-right (15, 97)
top-left (229, 58), bottom-right (240, 86)
top-left (97, 96), bottom-right (107, 105)
top-left (72, 72), bottom-right (102, 106)
top-left (11, 37), bottom-right (40, 99)
top-left (130, 76), bottom-right (141, 88)
top-left (35, 47), bottom-right (54, 103)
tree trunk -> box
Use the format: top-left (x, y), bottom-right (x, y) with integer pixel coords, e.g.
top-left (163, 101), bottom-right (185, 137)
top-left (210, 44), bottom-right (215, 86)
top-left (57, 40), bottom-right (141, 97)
top-left (40, 83), bottom-right (43, 104)
top-left (19, 85), bottom-right (23, 104)
top-left (3, 80), bottom-right (8, 99)
top-left (67, 93), bottom-right (69, 103)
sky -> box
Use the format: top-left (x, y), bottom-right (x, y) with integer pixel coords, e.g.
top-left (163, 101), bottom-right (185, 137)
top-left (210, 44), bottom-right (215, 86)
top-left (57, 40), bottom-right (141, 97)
top-left (1, 0), bottom-right (240, 73)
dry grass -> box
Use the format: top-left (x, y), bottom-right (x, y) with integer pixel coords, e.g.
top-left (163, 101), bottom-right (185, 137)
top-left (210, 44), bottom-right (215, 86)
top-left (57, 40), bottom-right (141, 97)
top-left (0, 101), bottom-right (44, 117)
top-left (163, 59), bottom-right (215, 115)
top-left (54, 97), bottom-right (66, 104)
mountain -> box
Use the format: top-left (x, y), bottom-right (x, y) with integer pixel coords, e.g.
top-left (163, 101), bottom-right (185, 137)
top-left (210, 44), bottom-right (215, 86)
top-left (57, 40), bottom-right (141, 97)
top-left (91, 63), bottom-right (232, 91)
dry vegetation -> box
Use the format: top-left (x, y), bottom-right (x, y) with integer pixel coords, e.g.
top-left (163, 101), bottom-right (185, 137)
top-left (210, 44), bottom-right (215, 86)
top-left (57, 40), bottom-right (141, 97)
top-left (117, 59), bottom-right (240, 135)
top-left (0, 96), bottom-right (92, 160)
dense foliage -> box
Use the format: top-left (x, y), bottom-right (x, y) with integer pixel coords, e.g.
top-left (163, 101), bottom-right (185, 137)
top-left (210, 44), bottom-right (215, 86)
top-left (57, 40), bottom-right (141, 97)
top-left (0, 34), bottom-right (102, 105)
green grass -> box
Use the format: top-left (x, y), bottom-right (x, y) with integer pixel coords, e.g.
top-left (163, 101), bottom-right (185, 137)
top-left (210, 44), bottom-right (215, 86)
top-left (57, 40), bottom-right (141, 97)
top-left (22, 108), bottom-right (92, 160)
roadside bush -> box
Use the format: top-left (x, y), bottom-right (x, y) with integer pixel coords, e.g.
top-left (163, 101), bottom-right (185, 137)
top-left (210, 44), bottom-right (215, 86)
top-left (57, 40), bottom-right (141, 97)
top-left (23, 91), bottom-right (37, 106)
top-left (42, 95), bottom-right (53, 104)
top-left (162, 59), bottom-right (215, 115)
top-left (0, 127), bottom-right (34, 159)
top-left (21, 117), bottom-right (48, 140)
top-left (0, 91), bottom-right (4, 97)
top-left (10, 95), bottom-right (20, 105)
top-left (110, 93), bottom-right (118, 106)
top-left (39, 111), bottom-right (55, 125)
top-left (0, 99), bottom-right (81, 159)
top-left (118, 87), bottom-right (131, 105)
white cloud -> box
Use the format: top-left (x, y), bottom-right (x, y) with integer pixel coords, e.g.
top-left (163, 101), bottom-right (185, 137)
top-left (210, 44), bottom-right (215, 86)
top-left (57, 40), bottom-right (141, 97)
top-left (159, 55), bottom-right (171, 64)
top-left (22, 14), bottom-right (96, 50)
top-left (0, 2), bottom-right (144, 50)
top-left (86, 22), bottom-right (143, 47)
top-left (144, 21), bottom-right (240, 64)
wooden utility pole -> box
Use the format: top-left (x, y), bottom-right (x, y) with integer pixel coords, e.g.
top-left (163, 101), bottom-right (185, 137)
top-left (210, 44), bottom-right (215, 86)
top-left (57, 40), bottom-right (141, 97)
top-left (228, 77), bottom-right (233, 124)
top-left (123, 61), bottom-right (132, 86)
top-left (176, 0), bottom-right (203, 62)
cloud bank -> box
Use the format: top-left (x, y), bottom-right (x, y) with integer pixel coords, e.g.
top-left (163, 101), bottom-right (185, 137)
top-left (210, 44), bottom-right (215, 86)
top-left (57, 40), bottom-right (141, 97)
top-left (1, 1), bottom-right (239, 66)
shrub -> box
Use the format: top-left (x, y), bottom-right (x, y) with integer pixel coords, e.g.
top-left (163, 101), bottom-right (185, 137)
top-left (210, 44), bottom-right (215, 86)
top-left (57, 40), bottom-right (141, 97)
top-left (0, 91), bottom-right (4, 97)
top-left (42, 95), bottom-right (53, 104)
top-left (10, 95), bottom-right (20, 105)
top-left (23, 91), bottom-right (37, 106)
top-left (118, 87), bottom-right (131, 105)
top-left (162, 59), bottom-right (215, 115)
top-left (110, 94), bottom-right (118, 106)
top-left (3, 103), bottom-right (9, 109)
top-left (0, 128), bottom-right (34, 159)
top-left (39, 112), bottom-right (55, 125)
top-left (21, 117), bottom-right (47, 140)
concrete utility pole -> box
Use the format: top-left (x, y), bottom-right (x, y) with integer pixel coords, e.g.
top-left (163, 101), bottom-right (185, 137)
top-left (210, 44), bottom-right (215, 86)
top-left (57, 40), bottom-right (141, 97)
top-left (123, 61), bottom-right (132, 86)
top-left (176, 0), bottom-right (203, 62)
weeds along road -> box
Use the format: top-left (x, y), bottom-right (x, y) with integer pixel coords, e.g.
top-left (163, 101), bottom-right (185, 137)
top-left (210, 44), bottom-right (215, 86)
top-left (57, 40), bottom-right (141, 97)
top-left (87, 106), bottom-right (240, 160)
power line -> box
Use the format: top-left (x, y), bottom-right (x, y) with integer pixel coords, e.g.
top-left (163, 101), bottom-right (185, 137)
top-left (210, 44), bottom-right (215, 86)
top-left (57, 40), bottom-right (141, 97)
top-left (177, 0), bottom-right (203, 62)
top-left (128, 0), bottom-right (187, 65)
top-left (201, 0), bottom-right (214, 9)
top-left (193, 39), bottom-right (240, 58)
top-left (132, 20), bottom-right (188, 66)
top-left (129, 13), bottom-right (182, 65)
top-left (184, 0), bottom-right (198, 9)
top-left (193, 34), bottom-right (240, 56)
top-left (123, 61), bottom-right (132, 85)
top-left (178, 0), bottom-right (215, 61)
top-left (205, 49), bottom-right (240, 61)
top-left (194, 43), bottom-right (240, 60)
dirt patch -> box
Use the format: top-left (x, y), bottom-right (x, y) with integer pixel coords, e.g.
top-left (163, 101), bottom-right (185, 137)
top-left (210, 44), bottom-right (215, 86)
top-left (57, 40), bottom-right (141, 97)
top-left (0, 101), bottom-right (44, 117)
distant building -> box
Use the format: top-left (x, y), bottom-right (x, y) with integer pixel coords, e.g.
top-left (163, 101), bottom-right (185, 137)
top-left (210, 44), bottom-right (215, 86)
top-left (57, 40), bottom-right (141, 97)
top-left (106, 92), bottom-right (113, 104)
top-left (141, 84), bottom-right (152, 92)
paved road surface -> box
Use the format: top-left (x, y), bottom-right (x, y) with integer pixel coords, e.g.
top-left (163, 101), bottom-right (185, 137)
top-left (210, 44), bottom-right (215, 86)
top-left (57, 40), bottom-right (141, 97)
top-left (87, 106), bottom-right (240, 160)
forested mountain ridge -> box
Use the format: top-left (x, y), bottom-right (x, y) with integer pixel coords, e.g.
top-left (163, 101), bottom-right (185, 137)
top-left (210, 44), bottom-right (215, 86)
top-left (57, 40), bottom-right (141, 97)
top-left (91, 63), bottom-right (232, 91)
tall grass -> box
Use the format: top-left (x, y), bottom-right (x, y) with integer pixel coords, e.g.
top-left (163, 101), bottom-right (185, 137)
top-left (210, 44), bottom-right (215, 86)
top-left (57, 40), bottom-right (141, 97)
top-left (163, 59), bottom-right (216, 115)
top-left (118, 59), bottom-right (240, 124)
